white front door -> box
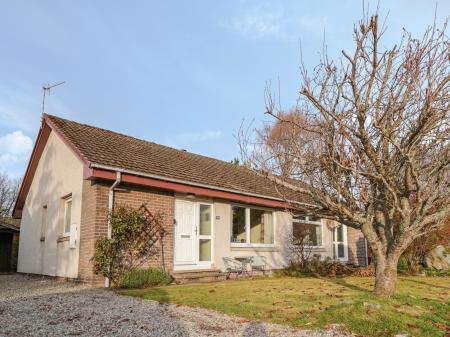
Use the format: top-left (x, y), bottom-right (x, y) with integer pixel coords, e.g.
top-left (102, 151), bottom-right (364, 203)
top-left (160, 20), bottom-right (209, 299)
top-left (174, 199), bottom-right (196, 265)
top-left (333, 224), bottom-right (348, 262)
top-left (174, 199), bottom-right (213, 270)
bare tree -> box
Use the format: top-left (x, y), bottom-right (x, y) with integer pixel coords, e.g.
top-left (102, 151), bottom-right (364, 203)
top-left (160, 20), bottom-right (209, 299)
top-left (241, 15), bottom-right (449, 296)
top-left (289, 219), bottom-right (315, 268)
top-left (0, 173), bottom-right (20, 217)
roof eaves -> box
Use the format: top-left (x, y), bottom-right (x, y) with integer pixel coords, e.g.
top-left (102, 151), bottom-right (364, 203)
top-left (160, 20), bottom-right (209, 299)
top-left (89, 162), bottom-right (316, 208)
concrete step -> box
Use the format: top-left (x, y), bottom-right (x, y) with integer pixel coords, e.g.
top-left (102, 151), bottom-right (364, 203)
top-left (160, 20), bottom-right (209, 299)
top-left (171, 269), bottom-right (227, 284)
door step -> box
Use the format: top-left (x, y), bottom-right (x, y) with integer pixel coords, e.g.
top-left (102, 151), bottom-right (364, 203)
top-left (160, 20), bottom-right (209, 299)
top-left (171, 269), bottom-right (227, 284)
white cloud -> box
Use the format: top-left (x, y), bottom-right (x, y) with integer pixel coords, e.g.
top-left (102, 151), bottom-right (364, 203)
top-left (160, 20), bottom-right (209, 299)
top-left (220, 4), bottom-right (327, 40)
top-left (0, 131), bottom-right (33, 155)
top-left (227, 9), bottom-right (287, 40)
top-left (0, 130), bottom-right (33, 177)
top-left (221, 7), bottom-right (289, 40)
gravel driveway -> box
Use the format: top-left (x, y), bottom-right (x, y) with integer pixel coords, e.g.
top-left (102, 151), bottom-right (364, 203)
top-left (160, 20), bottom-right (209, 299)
top-left (0, 274), bottom-right (353, 337)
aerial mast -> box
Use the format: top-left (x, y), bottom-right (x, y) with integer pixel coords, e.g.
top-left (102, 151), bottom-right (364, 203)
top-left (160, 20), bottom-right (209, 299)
top-left (42, 81), bottom-right (65, 113)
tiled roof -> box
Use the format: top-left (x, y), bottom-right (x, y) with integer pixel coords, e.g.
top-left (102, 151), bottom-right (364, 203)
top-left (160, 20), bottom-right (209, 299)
top-left (46, 114), bottom-right (310, 203)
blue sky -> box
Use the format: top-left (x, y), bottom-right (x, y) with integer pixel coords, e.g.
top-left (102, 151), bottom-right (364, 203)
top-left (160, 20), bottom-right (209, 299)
top-left (0, 0), bottom-right (448, 177)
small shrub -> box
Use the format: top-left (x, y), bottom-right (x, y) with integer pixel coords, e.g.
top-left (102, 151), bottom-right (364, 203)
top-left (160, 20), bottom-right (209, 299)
top-left (119, 268), bottom-right (172, 288)
top-left (351, 264), bottom-right (375, 277)
top-left (278, 256), bottom-right (375, 278)
top-left (400, 225), bottom-right (449, 273)
top-left (397, 256), bottom-right (409, 274)
top-left (423, 268), bottom-right (450, 277)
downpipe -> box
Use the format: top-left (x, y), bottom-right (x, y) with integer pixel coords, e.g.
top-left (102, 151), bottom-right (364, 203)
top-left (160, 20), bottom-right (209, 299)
top-left (105, 171), bottom-right (122, 288)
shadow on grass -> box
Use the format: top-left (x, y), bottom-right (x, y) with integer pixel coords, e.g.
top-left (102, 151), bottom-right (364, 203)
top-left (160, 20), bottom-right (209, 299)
top-left (325, 277), bottom-right (372, 294)
top-left (401, 277), bottom-right (450, 290)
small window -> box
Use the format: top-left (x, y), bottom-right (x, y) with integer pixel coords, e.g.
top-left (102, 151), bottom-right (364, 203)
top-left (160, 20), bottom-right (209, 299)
top-left (63, 197), bottom-right (72, 235)
top-left (292, 216), bottom-right (322, 247)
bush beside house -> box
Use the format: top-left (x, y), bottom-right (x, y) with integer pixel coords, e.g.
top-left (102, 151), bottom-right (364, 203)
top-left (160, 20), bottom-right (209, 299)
top-left (119, 268), bottom-right (172, 288)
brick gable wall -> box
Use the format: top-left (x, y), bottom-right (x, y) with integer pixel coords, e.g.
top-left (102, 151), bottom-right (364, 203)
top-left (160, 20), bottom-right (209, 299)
top-left (347, 227), bottom-right (367, 266)
top-left (78, 180), bottom-right (174, 286)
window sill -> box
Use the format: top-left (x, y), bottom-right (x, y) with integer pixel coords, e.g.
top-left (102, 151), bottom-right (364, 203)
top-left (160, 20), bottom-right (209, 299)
top-left (293, 244), bottom-right (324, 248)
top-left (57, 235), bottom-right (70, 243)
top-left (292, 245), bottom-right (327, 251)
top-left (231, 246), bottom-right (278, 252)
top-left (231, 243), bottom-right (276, 249)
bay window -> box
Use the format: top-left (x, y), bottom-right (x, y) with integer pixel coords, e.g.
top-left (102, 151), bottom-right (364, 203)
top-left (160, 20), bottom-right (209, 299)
top-left (231, 206), bottom-right (274, 246)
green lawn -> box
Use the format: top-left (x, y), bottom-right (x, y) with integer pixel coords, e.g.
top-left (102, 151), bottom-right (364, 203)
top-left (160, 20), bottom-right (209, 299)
top-left (121, 276), bottom-right (450, 337)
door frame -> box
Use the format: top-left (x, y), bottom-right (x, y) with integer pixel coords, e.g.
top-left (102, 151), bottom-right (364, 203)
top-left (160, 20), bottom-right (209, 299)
top-left (196, 202), bottom-right (213, 269)
top-left (332, 224), bottom-right (348, 262)
top-left (173, 198), bottom-right (214, 271)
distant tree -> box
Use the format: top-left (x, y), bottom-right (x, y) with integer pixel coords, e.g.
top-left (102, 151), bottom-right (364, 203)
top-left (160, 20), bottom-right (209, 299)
top-left (0, 173), bottom-right (20, 217)
top-left (250, 109), bottom-right (318, 178)
top-left (240, 15), bottom-right (449, 296)
top-left (230, 157), bottom-right (240, 165)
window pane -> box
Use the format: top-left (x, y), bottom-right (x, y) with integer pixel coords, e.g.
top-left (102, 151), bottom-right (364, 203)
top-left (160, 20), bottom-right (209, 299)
top-left (231, 207), bottom-right (246, 243)
top-left (199, 239), bottom-right (211, 261)
top-left (199, 204), bottom-right (211, 235)
top-left (293, 222), bottom-right (321, 246)
top-left (250, 209), bottom-right (273, 244)
top-left (337, 243), bottom-right (345, 258)
top-left (314, 224), bottom-right (322, 246)
top-left (292, 222), bottom-right (302, 240)
top-left (336, 225), bottom-right (343, 242)
top-left (64, 199), bottom-right (72, 233)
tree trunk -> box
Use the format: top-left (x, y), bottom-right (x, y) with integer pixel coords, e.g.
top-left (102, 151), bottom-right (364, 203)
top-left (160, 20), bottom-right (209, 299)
top-left (374, 255), bottom-right (399, 297)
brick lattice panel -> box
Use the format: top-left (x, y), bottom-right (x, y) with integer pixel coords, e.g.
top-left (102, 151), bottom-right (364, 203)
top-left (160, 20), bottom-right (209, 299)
top-left (78, 181), bottom-right (174, 285)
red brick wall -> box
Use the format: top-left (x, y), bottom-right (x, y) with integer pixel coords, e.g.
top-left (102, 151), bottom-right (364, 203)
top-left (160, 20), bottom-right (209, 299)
top-left (78, 180), bottom-right (108, 285)
top-left (78, 180), bottom-right (174, 286)
top-left (114, 185), bottom-right (174, 271)
top-left (347, 227), bottom-right (367, 266)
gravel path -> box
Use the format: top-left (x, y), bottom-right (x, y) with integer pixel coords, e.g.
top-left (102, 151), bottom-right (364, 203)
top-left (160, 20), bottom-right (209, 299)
top-left (0, 274), bottom-right (354, 337)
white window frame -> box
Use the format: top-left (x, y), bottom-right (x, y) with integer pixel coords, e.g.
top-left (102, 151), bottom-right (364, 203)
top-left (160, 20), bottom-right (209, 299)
top-left (197, 202), bottom-right (213, 265)
top-left (292, 216), bottom-right (323, 248)
top-left (333, 224), bottom-right (348, 262)
top-left (230, 204), bottom-right (275, 248)
top-left (63, 196), bottom-right (72, 236)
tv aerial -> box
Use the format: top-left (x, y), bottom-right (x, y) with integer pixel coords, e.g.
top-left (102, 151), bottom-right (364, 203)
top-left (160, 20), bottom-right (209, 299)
top-left (42, 81), bottom-right (65, 113)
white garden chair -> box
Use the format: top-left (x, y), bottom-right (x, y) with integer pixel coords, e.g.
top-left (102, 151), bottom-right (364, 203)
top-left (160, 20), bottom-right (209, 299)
top-left (250, 256), bottom-right (269, 275)
top-left (222, 257), bottom-right (245, 279)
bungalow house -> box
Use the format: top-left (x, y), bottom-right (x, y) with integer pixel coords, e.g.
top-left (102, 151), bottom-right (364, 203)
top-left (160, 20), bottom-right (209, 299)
top-left (13, 114), bottom-right (367, 285)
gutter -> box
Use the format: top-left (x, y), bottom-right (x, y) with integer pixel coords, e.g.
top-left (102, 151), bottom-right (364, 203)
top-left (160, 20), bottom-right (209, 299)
top-left (105, 171), bottom-right (122, 287)
top-left (89, 163), bottom-right (317, 209)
